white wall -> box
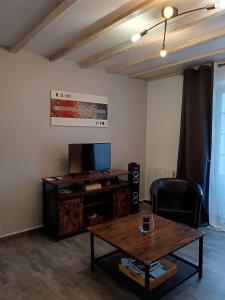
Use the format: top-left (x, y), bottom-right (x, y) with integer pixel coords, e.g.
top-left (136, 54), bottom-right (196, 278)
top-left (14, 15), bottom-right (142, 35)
top-left (145, 76), bottom-right (183, 196)
top-left (0, 49), bottom-right (147, 237)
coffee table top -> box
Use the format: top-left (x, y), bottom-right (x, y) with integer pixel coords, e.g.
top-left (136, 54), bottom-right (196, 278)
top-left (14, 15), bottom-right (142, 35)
top-left (89, 214), bottom-right (204, 265)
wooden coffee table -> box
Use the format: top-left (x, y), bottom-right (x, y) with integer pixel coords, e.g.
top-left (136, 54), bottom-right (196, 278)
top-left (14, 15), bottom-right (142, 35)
top-left (89, 214), bottom-right (204, 300)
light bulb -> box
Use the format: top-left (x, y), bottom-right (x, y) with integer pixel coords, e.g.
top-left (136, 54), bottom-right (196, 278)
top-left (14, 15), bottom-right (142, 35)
top-left (162, 6), bottom-right (177, 19)
top-left (131, 33), bottom-right (141, 43)
top-left (160, 47), bottom-right (167, 57)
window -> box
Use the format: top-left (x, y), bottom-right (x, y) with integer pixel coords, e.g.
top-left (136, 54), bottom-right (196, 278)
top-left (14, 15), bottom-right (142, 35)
top-left (209, 64), bottom-right (225, 230)
top-left (219, 94), bottom-right (225, 175)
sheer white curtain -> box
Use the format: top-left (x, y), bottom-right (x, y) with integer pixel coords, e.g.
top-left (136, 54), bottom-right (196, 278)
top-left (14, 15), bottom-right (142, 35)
top-left (209, 63), bottom-right (225, 230)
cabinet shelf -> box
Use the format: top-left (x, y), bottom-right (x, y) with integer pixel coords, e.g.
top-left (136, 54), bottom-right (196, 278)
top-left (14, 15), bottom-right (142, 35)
top-left (42, 170), bottom-right (132, 241)
top-left (84, 199), bottom-right (113, 208)
top-left (58, 182), bottom-right (130, 200)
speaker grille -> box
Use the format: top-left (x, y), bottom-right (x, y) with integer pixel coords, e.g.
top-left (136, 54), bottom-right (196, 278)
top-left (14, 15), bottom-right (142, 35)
top-left (128, 162), bottom-right (140, 213)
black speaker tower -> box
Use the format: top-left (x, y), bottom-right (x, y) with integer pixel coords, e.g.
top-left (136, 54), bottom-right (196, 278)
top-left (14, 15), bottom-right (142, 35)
top-left (128, 162), bottom-right (140, 213)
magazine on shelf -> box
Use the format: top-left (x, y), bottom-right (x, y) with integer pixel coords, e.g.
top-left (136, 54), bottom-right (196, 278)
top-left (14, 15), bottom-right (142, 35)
top-left (121, 258), bottom-right (169, 279)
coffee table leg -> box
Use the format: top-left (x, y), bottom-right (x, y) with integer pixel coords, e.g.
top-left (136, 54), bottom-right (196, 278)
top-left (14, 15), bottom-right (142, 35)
top-left (198, 236), bottom-right (203, 279)
top-left (90, 232), bottom-right (95, 273)
top-left (142, 264), bottom-right (150, 300)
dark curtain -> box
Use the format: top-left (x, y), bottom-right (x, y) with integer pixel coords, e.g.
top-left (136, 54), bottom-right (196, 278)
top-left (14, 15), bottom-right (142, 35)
top-left (176, 65), bottom-right (213, 214)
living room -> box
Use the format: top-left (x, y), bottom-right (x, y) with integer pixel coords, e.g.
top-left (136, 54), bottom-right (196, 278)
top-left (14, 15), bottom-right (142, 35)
top-left (0, 1), bottom-right (225, 299)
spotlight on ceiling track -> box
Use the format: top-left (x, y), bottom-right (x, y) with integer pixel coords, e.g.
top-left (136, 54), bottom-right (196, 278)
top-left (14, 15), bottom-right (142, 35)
top-left (161, 6), bottom-right (178, 19)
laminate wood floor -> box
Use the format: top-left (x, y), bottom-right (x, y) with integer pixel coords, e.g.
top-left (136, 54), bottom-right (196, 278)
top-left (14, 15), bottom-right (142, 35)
top-left (0, 227), bottom-right (225, 300)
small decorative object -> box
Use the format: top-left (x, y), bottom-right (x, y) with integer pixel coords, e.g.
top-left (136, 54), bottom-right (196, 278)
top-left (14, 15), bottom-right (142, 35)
top-left (139, 200), bottom-right (154, 233)
top-left (50, 90), bottom-right (108, 127)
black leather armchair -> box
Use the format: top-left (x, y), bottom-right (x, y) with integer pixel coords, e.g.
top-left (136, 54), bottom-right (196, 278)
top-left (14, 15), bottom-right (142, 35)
top-left (150, 178), bottom-right (203, 228)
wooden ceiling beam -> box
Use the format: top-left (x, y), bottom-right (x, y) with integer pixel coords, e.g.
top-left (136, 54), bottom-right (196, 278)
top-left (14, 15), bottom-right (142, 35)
top-left (130, 47), bottom-right (225, 79)
top-left (107, 27), bottom-right (225, 73)
top-left (10, 0), bottom-right (77, 53)
top-left (49, 0), bottom-right (158, 61)
top-left (79, 9), bottom-right (225, 69)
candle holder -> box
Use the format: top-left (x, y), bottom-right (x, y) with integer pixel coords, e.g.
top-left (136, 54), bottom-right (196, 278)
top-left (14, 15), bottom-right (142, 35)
top-left (139, 200), bottom-right (154, 233)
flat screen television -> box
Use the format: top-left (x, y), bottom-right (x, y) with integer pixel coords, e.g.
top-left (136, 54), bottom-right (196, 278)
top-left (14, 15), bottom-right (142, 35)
top-left (68, 143), bottom-right (111, 174)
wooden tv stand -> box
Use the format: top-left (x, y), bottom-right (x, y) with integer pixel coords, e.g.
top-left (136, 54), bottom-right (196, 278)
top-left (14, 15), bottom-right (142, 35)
top-left (42, 170), bottom-right (132, 241)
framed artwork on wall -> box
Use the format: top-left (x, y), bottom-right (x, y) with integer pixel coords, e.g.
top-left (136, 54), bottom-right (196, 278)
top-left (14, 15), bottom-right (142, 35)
top-left (50, 90), bottom-right (108, 127)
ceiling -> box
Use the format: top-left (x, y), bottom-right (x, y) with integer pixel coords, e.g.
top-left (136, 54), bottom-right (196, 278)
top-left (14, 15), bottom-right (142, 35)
top-left (0, 0), bottom-right (225, 80)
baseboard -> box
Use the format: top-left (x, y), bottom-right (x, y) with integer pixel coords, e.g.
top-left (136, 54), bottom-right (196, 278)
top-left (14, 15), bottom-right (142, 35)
top-left (0, 225), bottom-right (43, 241)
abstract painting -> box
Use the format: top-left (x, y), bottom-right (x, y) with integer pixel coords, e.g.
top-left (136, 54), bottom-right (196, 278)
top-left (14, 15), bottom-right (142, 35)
top-left (50, 90), bottom-right (108, 127)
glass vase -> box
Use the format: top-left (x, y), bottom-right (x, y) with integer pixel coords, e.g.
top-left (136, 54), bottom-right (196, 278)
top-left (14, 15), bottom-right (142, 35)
top-left (139, 200), bottom-right (154, 233)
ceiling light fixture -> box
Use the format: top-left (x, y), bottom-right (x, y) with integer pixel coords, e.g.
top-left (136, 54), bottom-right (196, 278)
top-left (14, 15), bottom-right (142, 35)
top-left (131, 33), bottom-right (141, 43)
top-left (130, 3), bottom-right (219, 58)
top-left (131, 29), bottom-right (148, 43)
top-left (161, 6), bottom-right (178, 19)
top-left (160, 46), bottom-right (167, 58)
top-left (160, 20), bottom-right (168, 57)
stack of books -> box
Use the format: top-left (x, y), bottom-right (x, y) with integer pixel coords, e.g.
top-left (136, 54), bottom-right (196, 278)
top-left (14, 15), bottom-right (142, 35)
top-left (85, 183), bottom-right (102, 191)
top-left (121, 258), bottom-right (169, 279)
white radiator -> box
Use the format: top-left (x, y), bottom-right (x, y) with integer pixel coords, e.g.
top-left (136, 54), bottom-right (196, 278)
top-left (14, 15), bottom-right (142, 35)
top-left (147, 168), bottom-right (176, 188)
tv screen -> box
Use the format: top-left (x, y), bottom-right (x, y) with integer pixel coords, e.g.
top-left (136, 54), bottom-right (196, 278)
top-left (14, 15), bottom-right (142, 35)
top-left (68, 143), bottom-right (111, 174)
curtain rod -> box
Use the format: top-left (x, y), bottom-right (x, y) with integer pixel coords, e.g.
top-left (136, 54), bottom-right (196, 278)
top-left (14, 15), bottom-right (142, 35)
top-left (214, 59), bottom-right (225, 67)
top-left (183, 63), bottom-right (211, 71)
top-left (218, 62), bottom-right (225, 68)
top-left (148, 61), bottom-right (224, 81)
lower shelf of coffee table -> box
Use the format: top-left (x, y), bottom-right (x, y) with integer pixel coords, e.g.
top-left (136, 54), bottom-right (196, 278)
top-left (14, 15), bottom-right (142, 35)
top-left (95, 251), bottom-right (199, 299)
top-left (119, 258), bottom-right (177, 290)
